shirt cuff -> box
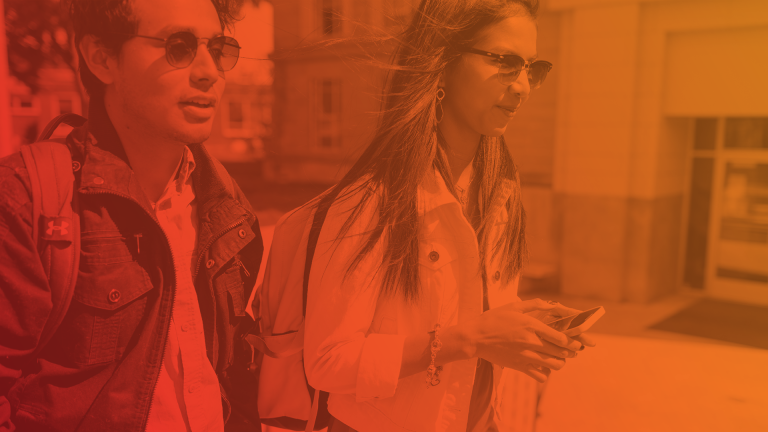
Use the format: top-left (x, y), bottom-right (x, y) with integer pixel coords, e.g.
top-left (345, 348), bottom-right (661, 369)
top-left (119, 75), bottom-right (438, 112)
top-left (355, 333), bottom-right (407, 401)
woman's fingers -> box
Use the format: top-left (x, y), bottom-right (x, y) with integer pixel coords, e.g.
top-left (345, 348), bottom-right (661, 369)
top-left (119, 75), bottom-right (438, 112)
top-left (523, 364), bottom-right (552, 383)
top-left (530, 319), bottom-right (584, 352)
top-left (522, 350), bottom-right (566, 371)
top-left (512, 298), bottom-right (557, 314)
top-left (573, 333), bottom-right (597, 347)
top-left (535, 339), bottom-right (579, 359)
top-left (546, 303), bottom-right (581, 319)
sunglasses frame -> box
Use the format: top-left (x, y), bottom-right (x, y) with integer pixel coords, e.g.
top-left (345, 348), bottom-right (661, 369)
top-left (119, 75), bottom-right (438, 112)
top-left (125, 32), bottom-right (241, 72)
top-left (458, 47), bottom-right (553, 89)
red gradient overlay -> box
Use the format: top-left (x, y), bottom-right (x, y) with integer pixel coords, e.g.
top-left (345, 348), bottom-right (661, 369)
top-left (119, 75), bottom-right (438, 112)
top-left (2, 1), bottom-right (768, 432)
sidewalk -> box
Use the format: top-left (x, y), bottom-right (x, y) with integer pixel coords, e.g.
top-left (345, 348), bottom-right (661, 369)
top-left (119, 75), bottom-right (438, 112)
top-left (530, 293), bottom-right (768, 432)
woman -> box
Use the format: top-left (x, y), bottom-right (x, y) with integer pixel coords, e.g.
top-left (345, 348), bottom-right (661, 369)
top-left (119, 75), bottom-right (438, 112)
top-left (298, 1), bottom-right (594, 431)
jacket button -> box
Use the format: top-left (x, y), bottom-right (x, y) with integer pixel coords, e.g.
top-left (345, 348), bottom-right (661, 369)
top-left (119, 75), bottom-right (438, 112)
top-left (494, 271), bottom-right (501, 281)
top-left (72, 161), bottom-right (81, 172)
top-left (238, 229), bottom-right (247, 239)
top-left (93, 176), bottom-right (104, 185)
top-left (428, 251), bottom-right (439, 262)
top-left (108, 289), bottom-right (121, 303)
top-left (181, 323), bottom-right (190, 332)
top-left (206, 259), bottom-right (215, 268)
top-left (188, 384), bottom-right (199, 393)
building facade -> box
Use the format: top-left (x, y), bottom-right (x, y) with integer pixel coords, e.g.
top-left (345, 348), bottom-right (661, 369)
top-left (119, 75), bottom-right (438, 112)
top-left (271, 0), bottom-right (768, 305)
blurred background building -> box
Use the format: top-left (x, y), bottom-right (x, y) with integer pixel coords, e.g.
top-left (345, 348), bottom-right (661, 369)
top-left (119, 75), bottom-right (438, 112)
top-left (268, 0), bottom-right (768, 307)
top-left (205, 0), bottom-right (274, 175)
top-left (2, 0), bottom-right (767, 307)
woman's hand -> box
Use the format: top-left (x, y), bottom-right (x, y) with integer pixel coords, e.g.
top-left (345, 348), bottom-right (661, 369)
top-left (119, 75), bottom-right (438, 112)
top-left (462, 299), bottom-right (585, 382)
top-left (526, 301), bottom-right (598, 349)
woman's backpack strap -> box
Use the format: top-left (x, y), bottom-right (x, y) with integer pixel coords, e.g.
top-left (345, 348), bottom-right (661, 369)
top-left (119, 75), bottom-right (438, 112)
top-left (302, 188), bottom-right (341, 432)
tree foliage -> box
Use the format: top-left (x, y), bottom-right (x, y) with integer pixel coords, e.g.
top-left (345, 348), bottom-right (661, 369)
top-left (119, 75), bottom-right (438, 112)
top-left (4, 0), bottom-right (75, 93)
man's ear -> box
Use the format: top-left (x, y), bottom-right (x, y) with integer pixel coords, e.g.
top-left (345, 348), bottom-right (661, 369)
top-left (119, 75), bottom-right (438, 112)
top-left (79, 35), bottom-right (117, 86)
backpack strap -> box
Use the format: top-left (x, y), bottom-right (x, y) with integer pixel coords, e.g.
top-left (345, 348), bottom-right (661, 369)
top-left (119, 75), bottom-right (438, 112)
top-left (302, 188), bottom-right (341, 432)
top-left (21, 113), bottom-right (85, 358)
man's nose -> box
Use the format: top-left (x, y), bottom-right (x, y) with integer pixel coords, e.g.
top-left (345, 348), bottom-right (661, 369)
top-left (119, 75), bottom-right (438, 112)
top-left (189, 42), bottom-right (221, 87)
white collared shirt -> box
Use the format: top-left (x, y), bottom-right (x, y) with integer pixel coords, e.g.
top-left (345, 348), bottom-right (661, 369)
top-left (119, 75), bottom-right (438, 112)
top-left (145, 147), bottom-right (224, 432)
top-left (294, 168), bottom-right (534, 432)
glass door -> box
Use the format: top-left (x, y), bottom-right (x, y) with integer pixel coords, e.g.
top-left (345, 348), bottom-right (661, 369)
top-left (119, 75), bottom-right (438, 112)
top-left (706, 118), bottom-right (768, 305)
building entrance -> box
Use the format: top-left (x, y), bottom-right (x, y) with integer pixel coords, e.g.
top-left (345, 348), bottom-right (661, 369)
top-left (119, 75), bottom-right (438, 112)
top-left (685, 118), bottom-right (768, 306)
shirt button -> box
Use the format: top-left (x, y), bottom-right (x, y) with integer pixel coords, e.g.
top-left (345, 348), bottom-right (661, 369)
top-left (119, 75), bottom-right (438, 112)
top-left (206, 259), bottom-right (215, 268)
top-left (238, 229), bottom-right (247, 239)
top-left (108, 289), bottom-right (121, 303)
top-left (181, 323), bottom-right (190, 332)
top-left (494, 271), bottom-right (501, 281)
top-left (428, 251), bottom-right (439, 262)
top-left (93, 176), bottom-right (104, 185)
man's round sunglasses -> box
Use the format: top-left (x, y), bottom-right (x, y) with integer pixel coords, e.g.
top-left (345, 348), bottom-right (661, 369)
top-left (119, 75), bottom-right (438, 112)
top-left (123, 31), bottom-right (241, 72)
top-left (458, 47), bottom-right (553, 89)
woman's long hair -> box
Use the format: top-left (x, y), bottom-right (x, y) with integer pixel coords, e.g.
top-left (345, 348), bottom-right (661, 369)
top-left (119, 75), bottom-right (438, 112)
top-left (323, 0), bottom-right (538, 302)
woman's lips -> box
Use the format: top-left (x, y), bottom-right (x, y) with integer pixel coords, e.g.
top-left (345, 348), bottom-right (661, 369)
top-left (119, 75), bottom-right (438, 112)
top-left (497, 105), bottom-right (518, 117)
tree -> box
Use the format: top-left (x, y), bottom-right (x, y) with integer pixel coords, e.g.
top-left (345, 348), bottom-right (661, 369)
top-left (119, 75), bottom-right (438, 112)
top-left (4, 0), bottom-right (77, 93)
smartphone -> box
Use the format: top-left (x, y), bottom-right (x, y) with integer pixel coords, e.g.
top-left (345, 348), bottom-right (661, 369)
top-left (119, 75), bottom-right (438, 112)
top-left (545, 306), bottom-right (605, 337)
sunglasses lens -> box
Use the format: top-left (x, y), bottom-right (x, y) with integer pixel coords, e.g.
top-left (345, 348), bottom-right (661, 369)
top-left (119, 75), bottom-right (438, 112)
top-left (166, 33), bottom-right (197, 68)
top-left (528, 61), bottom-right (552, 89)
top-left (497, 56), bottom-right (525, 85)
top-left (209, 36), bottom-right (240, 71)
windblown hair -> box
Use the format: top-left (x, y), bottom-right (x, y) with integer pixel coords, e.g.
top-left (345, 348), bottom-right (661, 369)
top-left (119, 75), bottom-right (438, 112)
top-left (65, 0), bottom-right (239, 98)
top-left (324, 0), bottom-right (538, 302)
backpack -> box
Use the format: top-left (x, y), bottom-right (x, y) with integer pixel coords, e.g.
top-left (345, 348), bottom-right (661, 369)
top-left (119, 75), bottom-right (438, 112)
top-left (248, 188), bottom-right (340, 432)
top-left (19, 113), bottom-right (87, 358)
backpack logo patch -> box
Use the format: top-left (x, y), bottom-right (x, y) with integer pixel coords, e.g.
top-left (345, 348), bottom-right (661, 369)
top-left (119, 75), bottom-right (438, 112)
top-left (41, 216), bottom-right (73, 242)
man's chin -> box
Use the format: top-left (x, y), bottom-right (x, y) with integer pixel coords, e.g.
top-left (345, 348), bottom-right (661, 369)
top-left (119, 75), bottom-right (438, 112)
top-left (173, 125), bottom-right (213, 145)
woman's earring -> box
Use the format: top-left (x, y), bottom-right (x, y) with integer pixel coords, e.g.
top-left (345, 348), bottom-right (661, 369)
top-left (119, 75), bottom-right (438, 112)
top-left (435, 87), bottom-right (446, 124)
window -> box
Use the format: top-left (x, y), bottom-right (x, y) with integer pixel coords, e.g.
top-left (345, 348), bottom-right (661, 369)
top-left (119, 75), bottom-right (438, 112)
top-left (725, 118), bottom-right (768, 149)
top-left (321, 0), bottom-right (341, 36)
top-left (388, 0), bottom-right (413, 28)
top-left (58, 99), bottom-right (73, 115)
top-left (229, 101), bottom-right (245, 129)
top-left (221, 97), bottom-right (251, 137)
top-left (11, 95), bottom-right (41, 116)
top-left (316, 79), bottom-right (341, 149)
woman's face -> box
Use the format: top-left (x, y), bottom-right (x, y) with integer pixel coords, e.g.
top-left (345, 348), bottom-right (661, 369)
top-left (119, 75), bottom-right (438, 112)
top-left (441, 14), bottom-right (538, 138)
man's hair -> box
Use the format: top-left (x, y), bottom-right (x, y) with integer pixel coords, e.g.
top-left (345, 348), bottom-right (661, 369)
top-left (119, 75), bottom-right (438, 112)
top-left (66, 0), bottom-right (239, 99)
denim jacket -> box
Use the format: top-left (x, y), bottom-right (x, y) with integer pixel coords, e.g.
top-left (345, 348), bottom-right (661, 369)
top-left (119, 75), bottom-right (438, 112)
top-left (0, 100), bottom-right (263, 432)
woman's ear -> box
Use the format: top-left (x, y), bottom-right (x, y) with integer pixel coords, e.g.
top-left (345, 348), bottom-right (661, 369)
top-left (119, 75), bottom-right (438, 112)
top-left (438, 73), bottom-right (446, 88)
top-left (79, 35), bottom-right (117, 86)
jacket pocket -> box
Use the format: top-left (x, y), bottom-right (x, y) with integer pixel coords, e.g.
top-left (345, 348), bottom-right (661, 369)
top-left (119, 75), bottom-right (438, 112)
top-left (215, 257), bottom-right (247, 317)
top-left (67, 231), bottom-right (155, 365)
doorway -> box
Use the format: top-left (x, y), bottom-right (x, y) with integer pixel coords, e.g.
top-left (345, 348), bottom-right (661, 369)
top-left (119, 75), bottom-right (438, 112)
top-left (684, 118), bottom-right (768, 306)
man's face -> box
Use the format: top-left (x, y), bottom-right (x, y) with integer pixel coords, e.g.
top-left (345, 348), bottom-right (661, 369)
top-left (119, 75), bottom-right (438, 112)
top-left (110, 0), bottom-right (226, 144)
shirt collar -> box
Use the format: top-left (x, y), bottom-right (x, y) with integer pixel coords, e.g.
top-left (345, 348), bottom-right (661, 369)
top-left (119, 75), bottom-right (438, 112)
top-left (153, 146), bottom-right (197, 210)
top-left (417, 165), bottom-right (515, 216)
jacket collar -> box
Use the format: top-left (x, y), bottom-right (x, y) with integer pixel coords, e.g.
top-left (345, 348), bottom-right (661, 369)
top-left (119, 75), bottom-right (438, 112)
top-left (70, 97), bottom-right (254, 228)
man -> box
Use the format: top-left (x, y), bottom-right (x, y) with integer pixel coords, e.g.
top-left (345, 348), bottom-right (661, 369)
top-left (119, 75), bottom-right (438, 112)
top-left (0, 0), bottom-right (263, 431)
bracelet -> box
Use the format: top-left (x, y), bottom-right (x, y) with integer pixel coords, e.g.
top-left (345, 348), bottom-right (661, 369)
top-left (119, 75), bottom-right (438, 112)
top-left (426, 323), bottom-right (443, 387)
